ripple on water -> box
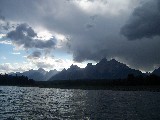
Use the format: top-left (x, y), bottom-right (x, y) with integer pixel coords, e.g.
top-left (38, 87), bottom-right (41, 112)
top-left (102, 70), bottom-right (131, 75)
top-left (0, 86), bottom-right (160, 120)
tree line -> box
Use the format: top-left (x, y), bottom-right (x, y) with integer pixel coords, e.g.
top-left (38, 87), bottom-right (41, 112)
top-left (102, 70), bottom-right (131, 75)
top-left (0, 73), bottom-right (160, 88)
top-left (0, 74), bottom-right (35, 86)
top-left (36, 74), bottom-right (160, 88)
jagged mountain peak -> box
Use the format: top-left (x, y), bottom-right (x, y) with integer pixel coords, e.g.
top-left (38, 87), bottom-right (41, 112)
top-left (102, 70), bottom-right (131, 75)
top-left (86, 63), bottom-right (93, 68)
top-left (50, 58), bottom-right (142, 81)
top-left (49, 69), bottom-right (58, 72)
top-left (109, 59), bottom-right (119, 63)
top-left (152, 67), bottom-right (160, 76)
top-left (99, 58), bottom-right (108, 63)
top-left (38, 68), bottom-right (45, 71)
top-left (38, 68), bottom-right (46, 72)
top-left (62, 68), bottom-right (67, 71)
top-left (70, 64), bottom-right (79, 68)
top-left (37, 68), bottom-right (47, 75)
top-left (68, 64), bottom-right (80, 71)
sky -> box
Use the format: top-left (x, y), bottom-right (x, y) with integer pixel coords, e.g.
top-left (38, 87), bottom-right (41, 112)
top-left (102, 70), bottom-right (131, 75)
top-left (0, 0), bottom-right (160, 73)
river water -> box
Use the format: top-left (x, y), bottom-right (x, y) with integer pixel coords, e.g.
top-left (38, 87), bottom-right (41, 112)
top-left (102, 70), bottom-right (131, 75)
top-left (0, 86), bottom-right (160, 120)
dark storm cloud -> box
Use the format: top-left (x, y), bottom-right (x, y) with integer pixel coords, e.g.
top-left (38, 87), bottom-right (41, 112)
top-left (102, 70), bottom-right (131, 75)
top-left (121, 0), bottom-right (160, 40)
top-left (113, 37), bottom-right (160, 71)
top-left (6, 23), bottom-right (56, 50)
top-left (7, 23), bottom-right (37, 38)
top-left (27, 51), bottom-right (41, 59)
top-left (72, 44), bottom-right (110, 62)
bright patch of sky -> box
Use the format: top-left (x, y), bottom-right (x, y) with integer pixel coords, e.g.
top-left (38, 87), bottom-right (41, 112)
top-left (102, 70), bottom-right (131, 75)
top-left (0, 31), bottom-right (91, 73)
top-left (73, 0), bottom-right (138, 16)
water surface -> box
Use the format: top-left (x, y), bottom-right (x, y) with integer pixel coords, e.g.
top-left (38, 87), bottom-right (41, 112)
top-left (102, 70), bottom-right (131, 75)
top-left (0, 86), bottom-right (160, 120)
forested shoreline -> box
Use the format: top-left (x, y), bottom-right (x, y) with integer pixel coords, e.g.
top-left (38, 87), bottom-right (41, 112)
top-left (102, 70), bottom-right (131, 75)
top-left (1, 74), bottom-right (160, 91)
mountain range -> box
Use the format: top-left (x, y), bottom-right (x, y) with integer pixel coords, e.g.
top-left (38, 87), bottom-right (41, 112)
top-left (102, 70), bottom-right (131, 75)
top-left (49, 58), bottom-right (143, 81)
top-left (152, 68), bottom-right (160, 76)
top-left (11, 68), bottom-right (59, 81)
top-left (11, 58), bottom-right (160, 81)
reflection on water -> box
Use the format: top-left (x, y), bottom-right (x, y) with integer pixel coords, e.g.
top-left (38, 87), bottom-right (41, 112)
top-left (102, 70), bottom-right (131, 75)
top-left (0, 86), bottom-right (160, 120)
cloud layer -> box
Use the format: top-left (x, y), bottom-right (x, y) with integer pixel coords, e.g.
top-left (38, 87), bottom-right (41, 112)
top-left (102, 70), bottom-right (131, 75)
top-left (121, 0), bottom-right (160, 40)
top-left (6, 23), bottom-right (56, 50)
top-left (0, 0), bottom-right (160, 72)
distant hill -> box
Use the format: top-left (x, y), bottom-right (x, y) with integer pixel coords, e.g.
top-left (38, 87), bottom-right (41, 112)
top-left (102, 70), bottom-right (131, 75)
top-left (152, 67), bottom-right (160, 76)
top-left (49, 58), bottom-right (143, 81)
top-left (11, 68), bottom-right (59, 81)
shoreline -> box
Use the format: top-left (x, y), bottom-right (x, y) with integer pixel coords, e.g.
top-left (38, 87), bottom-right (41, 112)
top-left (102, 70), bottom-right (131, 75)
top-left (1, 85), bottom-right (160, 92)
